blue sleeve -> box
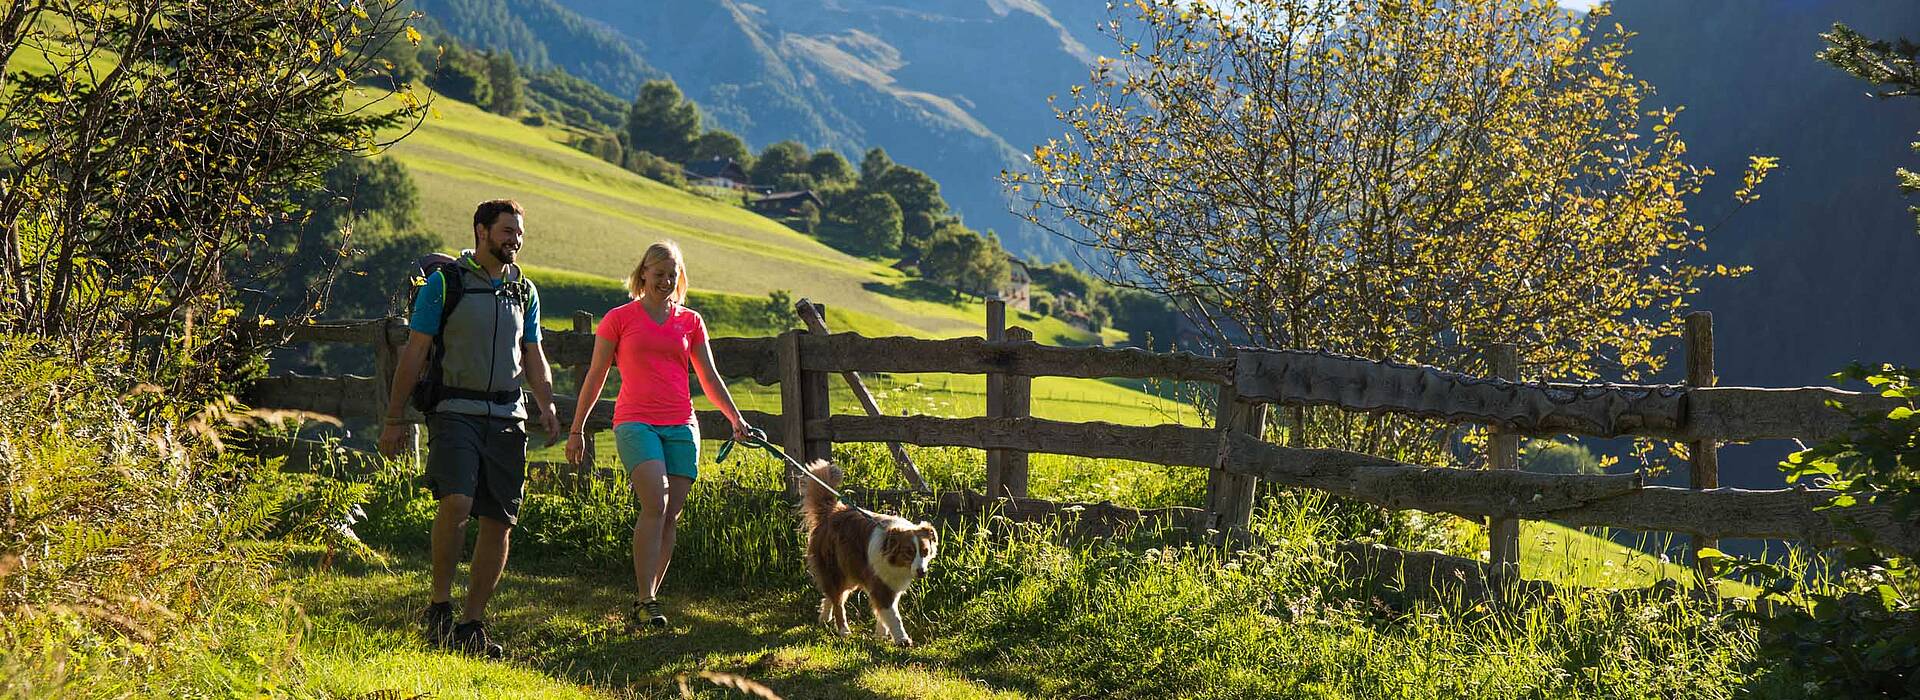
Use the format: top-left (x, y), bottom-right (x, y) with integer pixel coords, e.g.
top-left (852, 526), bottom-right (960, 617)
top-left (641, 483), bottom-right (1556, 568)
top-left (408, 270), bottom-right (445, 335)
top-left (522, 279), bottom-right (542, 345)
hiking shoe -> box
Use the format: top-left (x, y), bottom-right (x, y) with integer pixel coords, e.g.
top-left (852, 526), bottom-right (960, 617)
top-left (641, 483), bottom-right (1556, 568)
top-left (421, 601), bottom-right (455, 645)
top-left (450, 619), bottom-right (505, 658)
top-left (631, 598), bottom-right (668, 629)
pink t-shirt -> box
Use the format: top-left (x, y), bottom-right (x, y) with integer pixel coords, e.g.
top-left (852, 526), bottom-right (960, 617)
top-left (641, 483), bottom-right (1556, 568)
top-left (597, 300), bottom-right (708, 426)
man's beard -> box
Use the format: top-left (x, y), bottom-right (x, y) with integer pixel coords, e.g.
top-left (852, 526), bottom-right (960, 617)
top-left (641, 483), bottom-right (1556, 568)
top-left (489, 241), bottom-right (517, 263)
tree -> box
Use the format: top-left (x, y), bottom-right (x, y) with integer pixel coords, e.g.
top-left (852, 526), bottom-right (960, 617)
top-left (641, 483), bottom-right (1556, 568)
top-left (1819, 25), bottom-right (1920, 232)
top-left (625, 79), bottom-right (701, 163)
top-left (1111, 288), bottom-right (1181, 350)
top-left (1519, 440), bottom-right (1602, 476)
top-left (0, 0), bottom-right (425, 397)
top-left (902, 210), bottom-right (938, 254)
top-left (859, 147), bottom-right (894, 189)
top-left (485, 50), bottom-right (522, 116)
top-left (692, 130), bottom-right (751, 168)
top-left (624, 150), bottom-right (687, 187)
top-left (774, 173), bottom-right (818, 193)
top-left (919, 223), bottom-right (1008, 298)
top-left (874, 165), bottom-right (946, 220)
top-left (806, 149), bottom-right (855, 185)
top-left (830, 192), bottom-right (903, 255)
top-left (1011, 0), bottom-right (1774, 458)
top-left (429, 43), bottom-right (491, 106)
top-left (751, 140), bottom-right (809, 187)
top-left (792, 200), bottom-right (822, 234)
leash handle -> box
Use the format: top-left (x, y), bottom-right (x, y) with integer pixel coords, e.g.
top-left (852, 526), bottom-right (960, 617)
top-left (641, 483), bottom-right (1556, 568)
top-left (715, 427), bottom-right (863, 510)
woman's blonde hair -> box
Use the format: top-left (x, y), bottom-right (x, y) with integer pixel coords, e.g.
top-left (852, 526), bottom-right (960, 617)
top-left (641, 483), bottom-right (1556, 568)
top-left (626, 240), bottom-right (689, 303)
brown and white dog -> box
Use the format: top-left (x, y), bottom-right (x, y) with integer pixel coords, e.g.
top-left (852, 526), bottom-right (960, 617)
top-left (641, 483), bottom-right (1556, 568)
top-left (799, 460), bottom-right (938, 646)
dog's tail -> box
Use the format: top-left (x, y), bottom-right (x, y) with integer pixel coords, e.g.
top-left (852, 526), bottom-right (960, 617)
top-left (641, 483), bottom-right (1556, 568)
top-left (799, 460), bottom-right (844, 530)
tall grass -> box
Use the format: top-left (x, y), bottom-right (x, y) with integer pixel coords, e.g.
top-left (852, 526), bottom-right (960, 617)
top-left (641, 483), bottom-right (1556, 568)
top-left (330, 436), bottom-right (1774, 698)
top-left (0, 341), bottom-right (315, 696)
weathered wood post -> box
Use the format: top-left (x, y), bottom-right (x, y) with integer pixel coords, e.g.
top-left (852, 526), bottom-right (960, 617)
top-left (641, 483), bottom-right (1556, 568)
top-left (985, 297), bottom-right (1011, 497)
top-left (803, 303), bottom-right (833, 471)
top-left (777, 319), bottom-right (833, 496)
top-left (570, 311), bottom-right (597, 483)
top-left (1001, 326), bottom-right (1033, 498)
top-left (778, 329), bottom-right (808, 496)
top-left (794, 298), bottom-right (930, 491)
top-left (1686, 311), bottom-right (1720, 593)
top-left (370, 317), bottom-right (419, 463)
top-left (1208, 374), bottom-right (1265, 546)
top-left (1487, 344), bottom-right (1521, 597)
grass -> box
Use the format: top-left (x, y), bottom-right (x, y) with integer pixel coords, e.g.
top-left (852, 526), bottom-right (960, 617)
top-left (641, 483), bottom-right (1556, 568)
top-left (374, 97), bottom-right (1111, 345)
top-left (5, 347), bottom-right (1795, 698)
top-left (284, 469), bottom-right (1772, 700)
top-left (523, 261), bottom-right (1206, 437)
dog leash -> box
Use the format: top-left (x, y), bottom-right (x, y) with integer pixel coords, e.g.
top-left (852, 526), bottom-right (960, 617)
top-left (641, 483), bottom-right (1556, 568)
top-left (716, 428), bottom-right (868, 512)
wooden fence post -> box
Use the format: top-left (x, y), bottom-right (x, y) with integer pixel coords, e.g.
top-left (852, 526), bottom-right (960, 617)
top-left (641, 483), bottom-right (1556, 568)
top-left (1487, 344), bottom-right (1521, 597)
top-left (803, 303), bottom-right (833, 469)
top-left (570, 311), bottom-right (597, 482)
top-left (778, 329), bottom-right (807, 496)
top-left (1208, 376), bottom-right (1265, 545)
top-left (370, 317), bottom-right (418, 463)
top-left (985, 298), bottom-right (1011, 497)
top-left (794, 298), bottom-right (929, 491)
top-left (1686, 311), bottom-right (1721, 593)
top-left (1002, 326), bottom-right (1033, 498)
top-left (778, 323), bottom-right (833, 496)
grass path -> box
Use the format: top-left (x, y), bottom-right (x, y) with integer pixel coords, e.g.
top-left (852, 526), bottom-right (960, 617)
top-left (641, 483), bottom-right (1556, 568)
top-left (293, 551), bottom-right (1025, 700)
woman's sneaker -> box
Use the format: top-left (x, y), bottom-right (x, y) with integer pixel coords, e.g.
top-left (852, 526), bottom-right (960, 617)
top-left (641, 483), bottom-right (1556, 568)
top-left (421, 601), bottom-right (454, 645)
top-left (630, 598), bottom-right (668, 629)
top-left (449, 619), bottom-right (505, 658)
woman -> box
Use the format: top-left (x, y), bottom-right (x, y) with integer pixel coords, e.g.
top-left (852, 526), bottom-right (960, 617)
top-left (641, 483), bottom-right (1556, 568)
top-left (567, 240), bottom-right (752, 629)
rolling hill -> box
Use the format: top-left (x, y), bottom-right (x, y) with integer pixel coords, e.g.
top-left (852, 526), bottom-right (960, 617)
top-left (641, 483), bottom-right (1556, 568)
top-left (380, 94), bottom-right (1119, 345)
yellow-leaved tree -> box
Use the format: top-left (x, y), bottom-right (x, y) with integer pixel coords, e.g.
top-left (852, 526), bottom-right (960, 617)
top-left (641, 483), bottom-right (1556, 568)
top-left (1010, 0), bottom-right (1773, 465)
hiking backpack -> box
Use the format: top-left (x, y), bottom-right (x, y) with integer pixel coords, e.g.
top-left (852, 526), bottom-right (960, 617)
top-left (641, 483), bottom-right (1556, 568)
top-left (406, 252), bottom-right (469, 414)
top-left (404, 252), bottom-right (533, 414)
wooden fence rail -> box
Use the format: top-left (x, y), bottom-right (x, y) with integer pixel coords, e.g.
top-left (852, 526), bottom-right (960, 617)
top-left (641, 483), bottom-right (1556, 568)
top-left (255, 309), bottom-right (1913, 597)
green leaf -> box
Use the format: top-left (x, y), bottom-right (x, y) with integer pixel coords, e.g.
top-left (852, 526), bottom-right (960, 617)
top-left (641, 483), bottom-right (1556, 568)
top-left (1696, 547), bottom-right (1729, 560)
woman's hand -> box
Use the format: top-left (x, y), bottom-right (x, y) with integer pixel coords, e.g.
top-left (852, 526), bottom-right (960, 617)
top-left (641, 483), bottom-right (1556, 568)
top-left (731, 418), bottom-right (754, 442)
top-left (565, 431), bottom-right (586, 465)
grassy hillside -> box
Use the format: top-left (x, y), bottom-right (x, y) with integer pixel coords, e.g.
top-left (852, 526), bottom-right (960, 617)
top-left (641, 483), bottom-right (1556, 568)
top-left (379, 97), bottom-right (1124, 346)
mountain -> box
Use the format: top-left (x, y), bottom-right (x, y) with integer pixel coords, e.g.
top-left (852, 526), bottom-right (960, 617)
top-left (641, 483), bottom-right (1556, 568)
top-left (411, 0), bottom-right (663, 99)
top-left (418, 0), bottom-right (1109, 260)
top-left (1604, 0), bottom-right (1920, 486)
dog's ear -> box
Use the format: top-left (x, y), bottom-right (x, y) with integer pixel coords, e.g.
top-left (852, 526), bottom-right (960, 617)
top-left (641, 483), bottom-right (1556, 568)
top-left (914, 521), bottom-right (936, 536)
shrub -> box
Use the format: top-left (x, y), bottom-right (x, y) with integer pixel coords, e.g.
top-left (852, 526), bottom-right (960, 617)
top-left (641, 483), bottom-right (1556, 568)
top-left (0, 339), bottom-right (317, 692)
top-left (623, 149), bottom-right (686, 188)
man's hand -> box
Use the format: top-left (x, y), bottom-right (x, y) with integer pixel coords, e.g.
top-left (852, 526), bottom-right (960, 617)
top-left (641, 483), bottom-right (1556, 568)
top-left (378, 422), bottom-right (408, 458)
top-left (539, 406), bottom-right (561, 447)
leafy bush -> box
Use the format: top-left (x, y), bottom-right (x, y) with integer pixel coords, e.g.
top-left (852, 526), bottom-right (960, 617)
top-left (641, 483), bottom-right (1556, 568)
top-left (0, 340), bottom-right (317, 693)
top-left (1710, 363), bottom-right (1920, 695)
top-left (623, 149), bottom-right (686, 188)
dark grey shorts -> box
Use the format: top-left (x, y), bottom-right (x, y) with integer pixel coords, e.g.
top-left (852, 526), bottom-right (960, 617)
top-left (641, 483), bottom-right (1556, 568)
top-left (425, 412), bottom-right (527, 526)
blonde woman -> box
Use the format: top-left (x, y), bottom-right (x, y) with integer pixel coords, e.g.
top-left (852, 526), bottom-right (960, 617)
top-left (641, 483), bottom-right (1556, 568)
top-left (566, 241), bottom-right (752, 628)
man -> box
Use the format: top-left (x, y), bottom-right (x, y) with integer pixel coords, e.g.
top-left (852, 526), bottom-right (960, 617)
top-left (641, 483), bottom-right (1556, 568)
top-left (378, 199), bottom-right (561, 658)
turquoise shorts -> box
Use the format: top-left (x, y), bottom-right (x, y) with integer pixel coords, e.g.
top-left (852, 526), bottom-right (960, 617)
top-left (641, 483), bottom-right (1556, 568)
top-left (613, 422), bottom-right (700, 481)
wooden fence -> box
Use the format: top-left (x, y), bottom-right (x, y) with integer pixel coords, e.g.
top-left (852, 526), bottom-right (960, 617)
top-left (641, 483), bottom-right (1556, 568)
top-left (247, 305), bottom-right (1918, 596)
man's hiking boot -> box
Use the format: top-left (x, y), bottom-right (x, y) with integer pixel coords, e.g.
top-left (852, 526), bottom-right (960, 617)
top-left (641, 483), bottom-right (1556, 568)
top-left (450, 619), bottom-right (505, 658)
top-left (422, 601), bottom-right (455, 645)
top-left (630, 598), bottom-right (668, 630)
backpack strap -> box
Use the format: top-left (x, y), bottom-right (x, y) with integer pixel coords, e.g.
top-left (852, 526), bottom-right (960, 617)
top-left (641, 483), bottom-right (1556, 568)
top-left (413, 262), bottom-right (474, 414)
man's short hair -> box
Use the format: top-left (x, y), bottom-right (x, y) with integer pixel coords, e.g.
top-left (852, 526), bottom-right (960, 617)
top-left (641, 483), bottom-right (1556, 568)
top-left (473, 199), bottom-right (525, 230)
